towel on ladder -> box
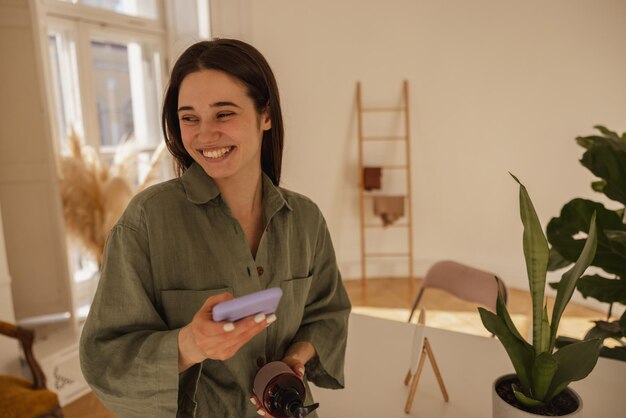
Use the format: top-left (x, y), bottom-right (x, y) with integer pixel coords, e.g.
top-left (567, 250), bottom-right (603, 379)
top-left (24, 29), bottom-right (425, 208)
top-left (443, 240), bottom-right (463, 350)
top-left (363, 167), bottom-right (382, 191)
top-left (373, 195), bottom-right (405, 226)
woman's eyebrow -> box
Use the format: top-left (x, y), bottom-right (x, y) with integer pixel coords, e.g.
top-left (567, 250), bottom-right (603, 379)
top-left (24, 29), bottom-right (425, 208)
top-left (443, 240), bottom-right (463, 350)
top-left (177, 102), bottom-right (241, 112)
top-left (210, 101), bottom-right (241, 108)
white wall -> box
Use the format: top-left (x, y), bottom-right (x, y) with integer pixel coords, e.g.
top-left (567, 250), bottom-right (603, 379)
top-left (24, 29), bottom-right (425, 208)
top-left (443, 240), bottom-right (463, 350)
top-left (211, 0), bottom-right (626, 308)
top-left (0, 0), bottom-right (73, 321)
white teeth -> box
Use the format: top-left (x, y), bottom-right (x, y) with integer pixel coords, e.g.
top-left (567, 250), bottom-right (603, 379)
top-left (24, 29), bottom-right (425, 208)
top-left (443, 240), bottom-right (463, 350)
top-left (202, 146), bottom-right (232, 159)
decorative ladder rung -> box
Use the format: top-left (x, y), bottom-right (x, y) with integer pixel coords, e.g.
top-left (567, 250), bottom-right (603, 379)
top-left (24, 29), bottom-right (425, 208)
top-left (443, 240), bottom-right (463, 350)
top-left (365, 252), bottom-right (411, 257)
top-left (361, 107), bottom-right (406, 112)
top-left (365, 223), bottom-right (409, 228)
top-left (362, 136), bottom-right (407, 141)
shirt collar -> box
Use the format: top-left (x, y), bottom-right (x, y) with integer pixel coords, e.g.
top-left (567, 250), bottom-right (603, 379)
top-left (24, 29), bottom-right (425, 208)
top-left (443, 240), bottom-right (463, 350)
top-left (181, 162), bottom-right (220, 204)
top-left (181, 162), bottom-right (292, 213)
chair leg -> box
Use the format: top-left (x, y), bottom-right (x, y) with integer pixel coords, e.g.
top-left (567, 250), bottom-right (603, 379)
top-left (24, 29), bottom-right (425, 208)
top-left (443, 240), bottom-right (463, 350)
top-left (407, 288), bottom-right (425, 323)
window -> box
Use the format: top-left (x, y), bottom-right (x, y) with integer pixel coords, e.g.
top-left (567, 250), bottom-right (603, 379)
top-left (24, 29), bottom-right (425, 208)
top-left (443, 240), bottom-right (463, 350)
top-left (40, 0), bottom-right (171, 320)
top-left (48, 22), bottom-right (167, 181)
top-left (56, 0), bottom-right (159, 19)
top-left (38, 0), bottom-right (211, 321)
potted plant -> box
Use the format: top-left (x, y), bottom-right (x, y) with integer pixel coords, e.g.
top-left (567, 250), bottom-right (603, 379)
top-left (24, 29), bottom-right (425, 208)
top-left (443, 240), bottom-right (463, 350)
top-left (546, 126), bottom-right (626, 361)
top-left (479, 174), bottom-right (601, 417)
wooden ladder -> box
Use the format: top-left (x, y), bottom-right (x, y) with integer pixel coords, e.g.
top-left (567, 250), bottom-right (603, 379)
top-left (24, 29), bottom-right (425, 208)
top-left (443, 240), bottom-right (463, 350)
top-left (356, 80), bottom-right (414, 287)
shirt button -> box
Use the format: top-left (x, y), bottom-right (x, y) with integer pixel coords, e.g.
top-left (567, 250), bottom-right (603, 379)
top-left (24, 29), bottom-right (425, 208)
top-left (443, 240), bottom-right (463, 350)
top-left (257, 266), bottom-right (264, 276)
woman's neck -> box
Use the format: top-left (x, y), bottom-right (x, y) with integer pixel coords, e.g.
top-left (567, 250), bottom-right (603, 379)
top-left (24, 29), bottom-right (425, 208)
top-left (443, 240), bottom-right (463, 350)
top-left (216, 169), bottom-right (263, 222)
top-left (216, 170), bottom-right (264, 258)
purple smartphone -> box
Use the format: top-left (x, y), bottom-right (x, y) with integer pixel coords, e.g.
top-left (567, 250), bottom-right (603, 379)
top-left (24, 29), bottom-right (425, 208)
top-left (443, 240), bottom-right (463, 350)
top-left (212, 287), bottom-right (283, 322)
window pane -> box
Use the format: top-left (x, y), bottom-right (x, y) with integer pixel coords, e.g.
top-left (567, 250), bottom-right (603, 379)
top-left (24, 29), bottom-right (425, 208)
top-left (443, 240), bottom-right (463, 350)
top-left (57, 0), bottom-right (158, 19)
top-left (91, 40), bottom-right (133, 148)
top-left (90, 37), bottom-right (165, 186)
top-left (48, 29), bottom-right (83, 153)
top-left (90, 39), bottom-right (162, 152)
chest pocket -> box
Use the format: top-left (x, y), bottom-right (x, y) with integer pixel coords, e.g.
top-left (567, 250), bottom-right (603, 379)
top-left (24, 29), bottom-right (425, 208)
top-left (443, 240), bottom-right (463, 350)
top-left (161, 287), bottom-right (232, 329)
top-left (276, 275), bottom-right (313, 336)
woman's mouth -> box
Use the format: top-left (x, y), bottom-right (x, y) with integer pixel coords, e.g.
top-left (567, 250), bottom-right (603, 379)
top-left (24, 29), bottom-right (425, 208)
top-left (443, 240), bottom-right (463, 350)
top-left (201, 146), bottom-right (235, 159)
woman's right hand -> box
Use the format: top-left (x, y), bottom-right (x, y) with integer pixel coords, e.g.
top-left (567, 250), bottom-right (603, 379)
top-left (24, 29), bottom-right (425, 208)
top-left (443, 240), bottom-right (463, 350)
top-left (177, 293), bottom-right (276, 372)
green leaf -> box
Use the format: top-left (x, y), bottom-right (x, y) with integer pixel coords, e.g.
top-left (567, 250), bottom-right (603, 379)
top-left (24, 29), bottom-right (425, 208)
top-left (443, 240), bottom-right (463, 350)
top-left (512, 383), bottom-right (545, 408)
top-left (546, 198), bottom-right (626, 277)
top-left (619, 311), bottom-right (626, 335)
top-left (548, 247), bottom-right (572, 271)
top-left (550, 213), bottom-right (598, 351)
top-left (605, 229), bottom-right (626, 241)
top-left (591, 180), bottom-right (606, 193)
top-left (545, 339), bottom-right (602, 401)
top-left (510, 174), bottom-right (549, 355)
top-left (479, 307), bottom-right (534, 392)
top-left (593, 125), bottom-right (621, 140)
top-left (576, 133), bottom-right (626, 152)
top-left (601, 346), bottom-right (626, 361)
top-left (575, 135), bottom-right (626, 151)
top-left (540, 305), bottom-right (550, 353)
top-left (577, 275), bottom-right (626, 305)
top-left (580, 145), bottom-right (626, 205)
top-left (496, 285), bottom-right (526, 343)
top-left (584, 320), bottom-right (623, 342)
top-left (531, 352), bottom-right (557, 402)
top-left (575, 135), bottom-right (607, 150)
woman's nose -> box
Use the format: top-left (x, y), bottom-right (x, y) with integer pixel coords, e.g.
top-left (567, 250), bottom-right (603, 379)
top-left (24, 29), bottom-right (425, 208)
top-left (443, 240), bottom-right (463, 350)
top-left (199, 119), bottom-right (219, 140)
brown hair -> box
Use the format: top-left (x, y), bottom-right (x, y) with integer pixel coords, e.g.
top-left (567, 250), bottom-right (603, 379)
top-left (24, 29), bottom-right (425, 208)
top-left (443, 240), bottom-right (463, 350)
top-left (162, 38), bottom-right (284, 185)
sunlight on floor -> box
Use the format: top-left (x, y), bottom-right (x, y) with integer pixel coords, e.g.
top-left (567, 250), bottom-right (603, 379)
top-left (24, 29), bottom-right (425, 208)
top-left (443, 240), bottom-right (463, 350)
top-left (352, 306), bottom-right (598, 341)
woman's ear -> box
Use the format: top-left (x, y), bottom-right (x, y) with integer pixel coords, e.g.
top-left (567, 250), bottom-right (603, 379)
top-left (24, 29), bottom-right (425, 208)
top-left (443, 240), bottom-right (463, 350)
top-left (260, 105), bottom-right (271, 131)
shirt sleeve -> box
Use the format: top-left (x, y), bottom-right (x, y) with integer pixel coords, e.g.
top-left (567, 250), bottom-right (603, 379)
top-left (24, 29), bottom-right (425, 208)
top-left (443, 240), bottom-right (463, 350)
top-left (79, 220), bottom-right (180, 418)
top-left (290, 214), bottom-right (351, 389)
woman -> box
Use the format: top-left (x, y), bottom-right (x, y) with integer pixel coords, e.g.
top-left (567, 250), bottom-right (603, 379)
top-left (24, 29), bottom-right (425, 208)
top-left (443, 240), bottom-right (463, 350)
top-left (80, 39), bottom-right (351, 417)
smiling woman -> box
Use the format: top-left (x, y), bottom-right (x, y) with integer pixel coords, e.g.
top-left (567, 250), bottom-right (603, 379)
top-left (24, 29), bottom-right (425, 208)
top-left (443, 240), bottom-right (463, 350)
top-left (79, 39), bottom-right (351, 418)
top-left (177, 69), bottom-right (271, 186)
top-left (162, 40), bottom-right (285, 185)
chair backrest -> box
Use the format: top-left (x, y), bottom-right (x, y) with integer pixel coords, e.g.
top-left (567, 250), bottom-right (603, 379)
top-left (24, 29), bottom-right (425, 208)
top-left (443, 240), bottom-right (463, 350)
top-left (422, 260), bottom-right (507, 312)
top-left (0, 320), bottom-right (47, 390)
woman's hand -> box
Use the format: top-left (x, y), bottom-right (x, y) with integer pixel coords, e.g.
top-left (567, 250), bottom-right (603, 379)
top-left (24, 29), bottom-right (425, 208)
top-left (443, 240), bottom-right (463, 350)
top-left (250, 341), bottom-right (317, 416)
top-left (177, 292), bottom-right (276, 372)
top-left (282, 341), bottom-right (316, 378)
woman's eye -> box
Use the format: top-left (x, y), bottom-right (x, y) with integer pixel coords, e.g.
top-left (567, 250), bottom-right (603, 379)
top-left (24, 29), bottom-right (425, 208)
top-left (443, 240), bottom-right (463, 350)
top-left (217, 112), bottom-right (235, 120)
top-left (180, 115), bottom-right (198, 123)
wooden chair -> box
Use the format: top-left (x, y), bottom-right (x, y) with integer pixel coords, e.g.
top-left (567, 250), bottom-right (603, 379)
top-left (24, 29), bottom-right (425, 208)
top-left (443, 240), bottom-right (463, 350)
top-left (0, 320), bottom-right (63, 418)
top-left (408, 260), bottom-right (508, 323)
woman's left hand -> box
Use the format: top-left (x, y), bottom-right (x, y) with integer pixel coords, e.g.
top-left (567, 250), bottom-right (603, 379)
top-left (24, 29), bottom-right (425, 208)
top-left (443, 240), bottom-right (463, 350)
top-left (250, 342), bottom-right (315, 416)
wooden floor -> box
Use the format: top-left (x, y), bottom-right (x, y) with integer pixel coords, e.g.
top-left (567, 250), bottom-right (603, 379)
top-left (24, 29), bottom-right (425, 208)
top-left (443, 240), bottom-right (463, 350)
top-left (63, 277), bottom-right (609, 417)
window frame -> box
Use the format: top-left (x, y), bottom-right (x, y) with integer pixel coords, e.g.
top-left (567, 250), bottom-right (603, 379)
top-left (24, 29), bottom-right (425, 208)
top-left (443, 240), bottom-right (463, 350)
top-left (43, 0), bottom-right (166, 35)
top-left (44, 11), bottom-right (167, 157)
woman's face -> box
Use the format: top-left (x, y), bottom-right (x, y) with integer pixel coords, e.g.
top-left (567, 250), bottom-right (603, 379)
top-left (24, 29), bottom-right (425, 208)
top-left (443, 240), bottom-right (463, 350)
top-left (177, 69), bottom-right (270, 184)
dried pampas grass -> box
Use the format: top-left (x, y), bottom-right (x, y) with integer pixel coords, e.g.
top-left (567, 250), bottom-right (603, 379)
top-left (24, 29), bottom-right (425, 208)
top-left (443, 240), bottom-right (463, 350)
top-left (58, 130), bottom-right (165, 265)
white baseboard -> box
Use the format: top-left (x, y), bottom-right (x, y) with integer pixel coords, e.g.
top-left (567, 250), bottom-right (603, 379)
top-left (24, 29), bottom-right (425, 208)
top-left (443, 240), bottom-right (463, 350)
top-left (33, 324), bottom-right (89, 406)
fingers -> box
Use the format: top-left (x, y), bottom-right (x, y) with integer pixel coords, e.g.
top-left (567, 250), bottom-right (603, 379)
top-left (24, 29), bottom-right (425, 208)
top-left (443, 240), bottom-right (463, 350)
top-left (199, 292), bottom-right (234, 319)
top-left (282, 341), bottom-right (315, 378)
top-left (190, 313), bottom-right (278, 361)
top-left (250, 395), bottom-right (272, 417)
top-left (282, 356), bottom-right (306, 379)
top-left (208, 318), bottom-right (270, 359)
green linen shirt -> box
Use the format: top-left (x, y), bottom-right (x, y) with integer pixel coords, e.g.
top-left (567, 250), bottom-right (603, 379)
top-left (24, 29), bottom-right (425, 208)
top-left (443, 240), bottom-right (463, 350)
top-left (79, 162), bottom-right (351, 417)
